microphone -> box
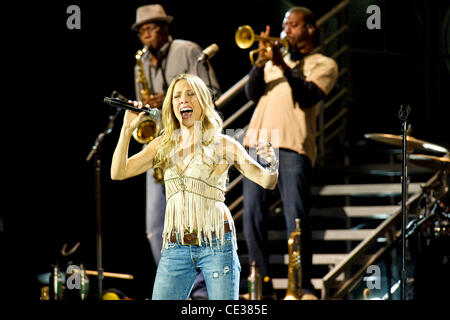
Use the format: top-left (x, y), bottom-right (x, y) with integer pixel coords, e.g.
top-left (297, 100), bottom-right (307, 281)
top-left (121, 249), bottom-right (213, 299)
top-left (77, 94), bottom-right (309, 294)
top-left (197, 43), bottom-right (219, 63)
top-left (103, 97), bottom-right (161, 119)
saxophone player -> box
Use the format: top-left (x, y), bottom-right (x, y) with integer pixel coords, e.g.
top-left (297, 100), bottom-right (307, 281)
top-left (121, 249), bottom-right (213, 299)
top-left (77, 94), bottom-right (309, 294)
top-left (131, 4), bottom-right (220, 300)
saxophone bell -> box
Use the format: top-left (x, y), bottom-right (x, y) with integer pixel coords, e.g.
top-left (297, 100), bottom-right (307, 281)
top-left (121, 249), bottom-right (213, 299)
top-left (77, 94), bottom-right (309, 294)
top-left (134, 46), bottom-right (160, 145)
top-left (132, 117), bottom-right (160, 144)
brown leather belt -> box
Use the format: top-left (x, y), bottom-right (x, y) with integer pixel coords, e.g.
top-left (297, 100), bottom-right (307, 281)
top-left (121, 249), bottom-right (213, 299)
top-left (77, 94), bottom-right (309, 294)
top-left (169, 222), bottom-right (232, 245)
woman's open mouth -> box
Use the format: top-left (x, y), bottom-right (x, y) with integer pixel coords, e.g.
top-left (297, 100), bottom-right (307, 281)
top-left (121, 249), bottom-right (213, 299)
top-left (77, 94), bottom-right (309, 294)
top-left (180, 107), bottom-right (193, 119)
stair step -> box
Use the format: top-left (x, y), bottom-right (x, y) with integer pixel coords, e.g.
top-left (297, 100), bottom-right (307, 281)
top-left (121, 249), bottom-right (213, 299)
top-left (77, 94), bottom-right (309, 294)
top-left (273, 278), bottom-right (324, 291)
top-left (317, 163), bottom-right (432, 177)
top-left (313, 229), bottom-right (374, 241)
top-left (237, 229), bottom-right (376, 241)
top-left (311, 182), bottom-right (423, 197)
top-left (312, 253), bottom-right (348, 265)
top-left (240, 253), bottom-right (348, 266)
top-left (310, 205), bottom-right (399, 219)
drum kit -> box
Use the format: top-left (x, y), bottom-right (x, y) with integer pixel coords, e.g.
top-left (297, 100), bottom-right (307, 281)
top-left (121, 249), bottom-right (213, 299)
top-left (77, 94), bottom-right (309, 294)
top-left (365, 133), bottom-right (450, 299)
top-left (38, 242), bottom-right (134, 301)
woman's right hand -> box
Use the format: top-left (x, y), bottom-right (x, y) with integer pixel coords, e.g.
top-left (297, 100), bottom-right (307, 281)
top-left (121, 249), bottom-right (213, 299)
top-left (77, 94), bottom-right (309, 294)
top-left (123, 100), bottom-right (149, 134)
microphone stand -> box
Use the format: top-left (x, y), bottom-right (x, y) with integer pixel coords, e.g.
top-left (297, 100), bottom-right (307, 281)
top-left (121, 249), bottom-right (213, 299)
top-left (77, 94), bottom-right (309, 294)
top-left (398, 104), bottom-right (411, 300)
top-left (86, 92), bottom-right (122, 299)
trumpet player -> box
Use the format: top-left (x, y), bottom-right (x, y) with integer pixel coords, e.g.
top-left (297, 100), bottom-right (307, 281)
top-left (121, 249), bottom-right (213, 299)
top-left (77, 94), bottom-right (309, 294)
top-left (242, 6), bottom-right (338, 299)
top-left (131, 4), bottom-right (220, 300)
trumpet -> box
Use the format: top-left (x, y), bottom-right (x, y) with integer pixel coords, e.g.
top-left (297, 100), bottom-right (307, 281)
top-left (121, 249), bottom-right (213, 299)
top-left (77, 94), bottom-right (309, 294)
top-left (283, 218), bottom-right (318, 300)
top-left (284, 218), bottom-right (302, 300)
top-left (235, 25), bottom-right (289, 65)
top-left (134, 46), bottom-right (160, 144)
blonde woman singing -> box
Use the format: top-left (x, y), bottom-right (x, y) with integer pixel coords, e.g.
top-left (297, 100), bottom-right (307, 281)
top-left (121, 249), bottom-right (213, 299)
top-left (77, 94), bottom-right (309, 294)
top-left (111, 73), bottom-right (278, 300)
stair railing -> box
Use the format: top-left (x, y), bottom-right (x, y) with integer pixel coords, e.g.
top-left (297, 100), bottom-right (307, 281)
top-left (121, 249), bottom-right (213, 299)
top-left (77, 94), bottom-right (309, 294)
top-left (319, 172), bottom-right (440, 299)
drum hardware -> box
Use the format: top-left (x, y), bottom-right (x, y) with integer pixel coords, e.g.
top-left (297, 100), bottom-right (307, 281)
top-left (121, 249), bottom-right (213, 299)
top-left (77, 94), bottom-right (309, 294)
top-left (41, 264), bottom-right (134, 300)
top-left (365, 125), bottom-right (449, 299)
top-left (406, 154), bottom-right (450, 174)
top-left (432, 200), bottom-right (450, 237)
top-left (398, 105), bottom-right (410, 300)
top-left (434, 218), bottom-right (450, 237)
top-left (48, 265), bottom-right (64, 300)
top-left (70, 268), bottom-right (134, 280)
top-left (102, 288), bottom-right (133, 300)
top-left (406, 201), bottom-right (441, 239)
top-left (410, 197), bottom-right (450, 299)
top-left (64, 263), bottom-right (90, 301)
top-left (406, 169), bottom-right (449, 239)
top-left (364, 133), bottom-right (449, 154)
top-left (395, 159), bottom-right (449, 299)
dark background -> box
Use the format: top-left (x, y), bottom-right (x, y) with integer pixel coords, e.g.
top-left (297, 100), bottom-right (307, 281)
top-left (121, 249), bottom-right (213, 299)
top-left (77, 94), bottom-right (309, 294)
top-left (12, 0), bottom-right (449, 300)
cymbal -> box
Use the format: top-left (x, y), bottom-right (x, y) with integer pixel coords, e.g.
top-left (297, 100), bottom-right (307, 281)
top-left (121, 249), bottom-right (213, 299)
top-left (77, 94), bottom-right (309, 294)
top-left (406, 154), bottom-right (450, 173)
top-left (364, 133), bottom-right (449, 154)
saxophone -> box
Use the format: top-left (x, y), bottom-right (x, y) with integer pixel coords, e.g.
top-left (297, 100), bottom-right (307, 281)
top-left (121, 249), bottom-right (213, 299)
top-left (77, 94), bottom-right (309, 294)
top-left (135, 46), bottom-right (163, 183)
top-left (284, 218), bottom-right (303, 300)
top-left (135, 47), bottom-right (152, 102)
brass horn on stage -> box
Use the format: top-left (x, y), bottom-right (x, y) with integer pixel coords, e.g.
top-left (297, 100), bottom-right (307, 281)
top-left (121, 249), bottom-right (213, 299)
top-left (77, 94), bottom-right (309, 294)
top-left (284, 218), bottom-right (303, 300)
top-left (235, 25), bottom-right (289, 65)
top-left (134, 46), bottom-right (160, 144)
top-left (283, 218), bottom-right (319, 300)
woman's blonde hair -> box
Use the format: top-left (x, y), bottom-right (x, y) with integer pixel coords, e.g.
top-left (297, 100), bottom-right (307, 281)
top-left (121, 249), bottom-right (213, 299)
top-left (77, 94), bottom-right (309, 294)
top-left (153, 73), bottom-right (223, 169)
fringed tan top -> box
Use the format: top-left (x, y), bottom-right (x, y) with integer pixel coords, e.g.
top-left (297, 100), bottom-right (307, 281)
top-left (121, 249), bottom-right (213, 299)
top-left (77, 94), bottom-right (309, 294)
top-left (161, 137), bottom-right (237, 249)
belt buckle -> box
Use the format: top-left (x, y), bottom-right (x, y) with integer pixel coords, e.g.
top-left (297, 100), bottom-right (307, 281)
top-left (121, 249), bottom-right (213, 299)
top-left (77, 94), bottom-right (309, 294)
top-left (183, 231), bottom-right (199, 245)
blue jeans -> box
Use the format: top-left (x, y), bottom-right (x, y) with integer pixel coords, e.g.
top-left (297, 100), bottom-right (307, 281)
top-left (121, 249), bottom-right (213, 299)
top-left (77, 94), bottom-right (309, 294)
top-left (242, 148), bottom-right (314, 291)
top-left (152, 231), bottom-right (241, 300)
top-left (146, 169), bottom-right (208, 298)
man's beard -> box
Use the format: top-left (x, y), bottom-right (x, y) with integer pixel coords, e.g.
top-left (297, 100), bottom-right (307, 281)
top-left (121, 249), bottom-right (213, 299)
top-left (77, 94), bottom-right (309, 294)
top-left (289, 39), bottom-right (309, 61)
top-left (289, 49), bottom-right (305, 61)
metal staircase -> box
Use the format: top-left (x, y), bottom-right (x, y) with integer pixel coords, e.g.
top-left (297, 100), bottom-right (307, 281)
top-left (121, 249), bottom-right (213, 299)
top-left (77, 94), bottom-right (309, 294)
top-left (210, 0), bottom-right (448, 300)
top-left (212, 0), bottom-right (438, 299)
top-left (270, 178), bottom-right (430, 299)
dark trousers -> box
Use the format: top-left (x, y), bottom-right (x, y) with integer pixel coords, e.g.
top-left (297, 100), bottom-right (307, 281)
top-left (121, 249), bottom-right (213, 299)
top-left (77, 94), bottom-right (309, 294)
top-left (243, 148), bottom-right (314, 291)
